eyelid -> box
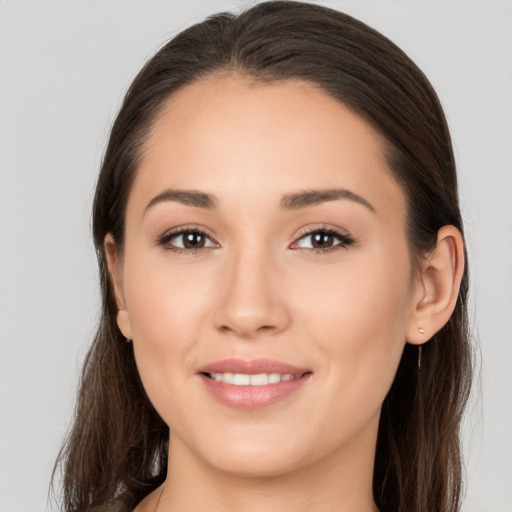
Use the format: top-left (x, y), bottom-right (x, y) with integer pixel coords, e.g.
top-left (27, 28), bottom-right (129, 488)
top-left (293, 223), bottom-right (351, 241)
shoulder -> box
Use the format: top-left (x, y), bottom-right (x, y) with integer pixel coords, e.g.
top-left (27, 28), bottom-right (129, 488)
top-left (83, 485), bottom-right (161, 512)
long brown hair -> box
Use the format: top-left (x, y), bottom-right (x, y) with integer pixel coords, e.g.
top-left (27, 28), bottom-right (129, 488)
top-left (52, 2), bottom-right (472, 511)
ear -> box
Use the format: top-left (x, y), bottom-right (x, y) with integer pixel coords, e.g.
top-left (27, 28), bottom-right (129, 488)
top-left (104, 233), bottom-right (132, 340)
top-left (406, 225), bottom-right (465, 345)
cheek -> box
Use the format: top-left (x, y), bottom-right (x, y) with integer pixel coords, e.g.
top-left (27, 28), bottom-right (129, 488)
top-left (297, 247), bottom-right (411, 398)
top-left (123, 249), bottom-right (211, 341)
top-left (121, 252), bottom-right (213, 410)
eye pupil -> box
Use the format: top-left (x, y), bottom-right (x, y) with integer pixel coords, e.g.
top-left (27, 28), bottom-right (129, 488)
top-left (312, 232), bottom-right (333, 248)
top-left (183, 232), bottom-right (205, 249)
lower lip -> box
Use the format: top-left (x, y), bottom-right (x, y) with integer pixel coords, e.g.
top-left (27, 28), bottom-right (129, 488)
top-left (199, 374), bottom-right (311, 411)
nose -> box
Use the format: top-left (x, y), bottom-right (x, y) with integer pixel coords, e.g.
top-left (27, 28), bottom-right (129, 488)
top-left (212, 246), bottom-right (291, 339)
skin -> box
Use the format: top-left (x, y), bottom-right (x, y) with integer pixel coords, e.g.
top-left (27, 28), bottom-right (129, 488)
top-left (106, 75), bottom-right (464, 512)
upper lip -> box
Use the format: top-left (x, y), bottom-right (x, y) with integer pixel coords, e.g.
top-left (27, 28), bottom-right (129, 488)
top-left (197, 358), bottom-right (311, 376)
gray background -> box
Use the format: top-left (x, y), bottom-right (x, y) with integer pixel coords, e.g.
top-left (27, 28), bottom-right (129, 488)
top-left (1, 1), bottom-right (511, 511)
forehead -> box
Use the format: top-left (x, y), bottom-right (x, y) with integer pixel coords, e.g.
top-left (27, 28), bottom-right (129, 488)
top-left (131, 74), bottom-right (406, 222)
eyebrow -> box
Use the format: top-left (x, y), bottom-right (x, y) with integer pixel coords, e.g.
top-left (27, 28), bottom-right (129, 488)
top-left (280, 188), bottom-right (375, 212)
top-left (145, 189), bottom-right (218, 211)
top-left (144, 187), bottom-right (375, 213)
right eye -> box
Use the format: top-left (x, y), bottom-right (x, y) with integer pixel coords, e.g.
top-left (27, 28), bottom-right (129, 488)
top-left (157, 228), bottom-right (218, 254)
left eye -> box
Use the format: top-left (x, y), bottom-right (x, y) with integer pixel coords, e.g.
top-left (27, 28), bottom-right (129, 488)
top-left (292, 229), bottom-right (354, 251)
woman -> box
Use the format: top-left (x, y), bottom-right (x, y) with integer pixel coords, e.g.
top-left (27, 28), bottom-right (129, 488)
top-left (53, 1), bottom-right (472, 511)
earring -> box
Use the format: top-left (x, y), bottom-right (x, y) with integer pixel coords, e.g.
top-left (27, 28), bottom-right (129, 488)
top-left (418, 327), bottom-right (425, 335)
top-left (126, 338), bottom-right (132, 343)
top-left (418, 345), bottom-right (422, 370)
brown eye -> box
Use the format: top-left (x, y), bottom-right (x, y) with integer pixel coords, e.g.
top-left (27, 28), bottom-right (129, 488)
top-left (292, 228), bottom-right (355, 253)
top-left (310, 232), bottom-right (335, 249)
top-left (182, 231), bottom-right (207, 249)
top-left (158, 229), bottom-right (217, 252)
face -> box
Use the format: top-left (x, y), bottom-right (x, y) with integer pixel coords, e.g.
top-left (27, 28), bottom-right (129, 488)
top-left (110, 75), bottom-right (419, 477)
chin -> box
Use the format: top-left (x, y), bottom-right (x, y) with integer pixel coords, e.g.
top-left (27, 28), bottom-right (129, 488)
top-left (209, 451), bottom-right (304, 478)
top-left (192, 431), bottom-right (316, 478)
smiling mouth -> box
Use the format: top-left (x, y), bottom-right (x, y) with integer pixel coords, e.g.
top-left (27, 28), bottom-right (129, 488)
top-left (201, 371), bottom-right (310, 385)
top-left (199, 367), bottom-right (312, 411)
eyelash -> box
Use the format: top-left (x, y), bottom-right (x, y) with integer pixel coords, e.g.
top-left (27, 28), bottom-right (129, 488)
top-left (156, 225), bottom-right (355, 256)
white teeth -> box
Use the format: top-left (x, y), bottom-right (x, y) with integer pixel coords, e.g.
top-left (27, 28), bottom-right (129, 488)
top-left (233, 373), bottom-right (251, 385)
top-left (250, 373), bottom-right (268, 385)
top-left (268, 373), bottom-right (281, 384)
top-left (209, 372), bottom-right (297, 385)
top-left (222, 372), bottom-right (234, 384)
